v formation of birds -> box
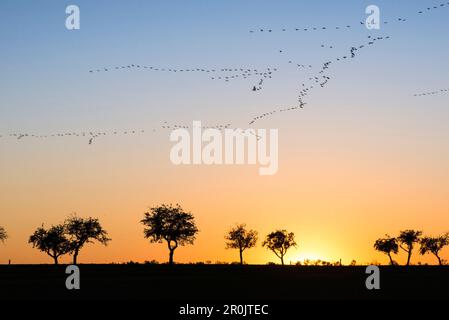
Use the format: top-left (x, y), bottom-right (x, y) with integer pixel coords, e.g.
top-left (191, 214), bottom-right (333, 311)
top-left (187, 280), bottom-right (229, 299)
top-left (1, 2), bottom-right (448, 144)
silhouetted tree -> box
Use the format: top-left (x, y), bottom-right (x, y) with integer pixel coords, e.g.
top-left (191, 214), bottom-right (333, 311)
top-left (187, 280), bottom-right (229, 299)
top-left (0, 226), bottom-right (7, 243)
top-left (397, 229), bottom-right (422, 266)
top-left (419, 233), bottom-right (449, 265)
top-left (225, 224), bottom-right (258, 265)
top-left (262, 229), bottom-right (297, 265)
top-left (374, 235), bottom-right (398, 265)
top-left (28, 224), bottom-right (71, 264)
top-left (141, 204), bottom-right (198, 264)
top-left (65, 215), bottom-right (111, 264)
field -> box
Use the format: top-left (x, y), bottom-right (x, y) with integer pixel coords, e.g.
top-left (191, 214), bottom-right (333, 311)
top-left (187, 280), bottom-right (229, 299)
top-left (1, 264), bottom-right (448, 301)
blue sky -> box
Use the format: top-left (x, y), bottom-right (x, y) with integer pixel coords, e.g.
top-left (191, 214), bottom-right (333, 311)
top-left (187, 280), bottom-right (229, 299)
top-left (1, 0), bottom-right (448, 135)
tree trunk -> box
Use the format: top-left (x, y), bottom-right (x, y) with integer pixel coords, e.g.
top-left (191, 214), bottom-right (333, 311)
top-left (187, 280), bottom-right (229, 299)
top-left (73, 249), bottom-right (79, 265)
top-left (436, 254), bottom-right (442, 266)
top-left (388, 253), bottom-right (394, 265)
top-left (239, 249), bottom-right (243, 265)
top-left (169, 249), bottom-right (175, 265)
top-left (406, 250), bottom-right (412, 266)
top-left (281, 256), bottom-right (284, 266)
top-left (54, 256), bottom-right (59, 265)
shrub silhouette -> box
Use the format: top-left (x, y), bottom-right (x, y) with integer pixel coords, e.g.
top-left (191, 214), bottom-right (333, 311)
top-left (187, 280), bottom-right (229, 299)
top-left (28, 224), bottom-right (71, 265)
top-left (65, 215), bottom-right (111, 264)
top-left (374, 235), bottom-right (399, 265)
top-left (0, 226), bottom-right (7, 243)
top-left (262, 229), bottom-right (297, 265)
top-left (225, 224), bottom-right (258, 265)
top-left (141, 203), bottom-right (198, 264)
top-left (419, 233), bottom-right (449, 265)
top-left (397, 230), bottom-right (422, 266)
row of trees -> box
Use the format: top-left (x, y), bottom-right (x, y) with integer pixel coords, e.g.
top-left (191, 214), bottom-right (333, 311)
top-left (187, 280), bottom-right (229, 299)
top-left (374, 230), bottom-right (449, 266)
top-left (224, 224), bottom-right (297, 265)
top-left (27, 215), bottom-right (110, 264)
top-left (141, 204), bottom-right (298, 265)
top-left (2, 206), bottom-right (449, 266)
top-left (2, 204), bottom-right (297, 265)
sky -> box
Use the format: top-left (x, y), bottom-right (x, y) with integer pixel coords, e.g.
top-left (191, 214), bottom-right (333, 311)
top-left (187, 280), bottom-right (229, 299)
top-left (0, 0), bottom-right (449, 265)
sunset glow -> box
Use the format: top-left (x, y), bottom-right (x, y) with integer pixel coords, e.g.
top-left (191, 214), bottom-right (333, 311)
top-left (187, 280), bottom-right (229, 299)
top-left (1, 0), bottom-right (449, 268)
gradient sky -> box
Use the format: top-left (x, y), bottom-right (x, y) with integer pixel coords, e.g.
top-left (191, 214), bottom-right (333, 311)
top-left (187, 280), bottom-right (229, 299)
top-left (1, 0), bottom-right (449, 265)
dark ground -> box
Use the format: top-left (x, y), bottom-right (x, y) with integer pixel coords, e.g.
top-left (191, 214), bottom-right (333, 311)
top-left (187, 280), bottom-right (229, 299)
top-left (0, 264), bottom-right (448, 301)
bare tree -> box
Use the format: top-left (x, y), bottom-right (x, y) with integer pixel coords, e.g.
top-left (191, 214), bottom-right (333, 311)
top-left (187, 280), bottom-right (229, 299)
top-left (225, 224), bottom-right (258, 265)
top-left (29, 224), bottom-right (71, 264)
top-left (65, 215), bottom-right (111, 264)
top-left (262, 229), bottom-right (297, 265)
top-left (397, 230), bottom-right (422, 266)
top-left (420, 233), bottom-right (449, 265)
top-left (374, 235), bottom-right (398, 265)
top-left (141, 204), bottom-right (198, 264)
top-left (0, 226), bottom-right (7, 243)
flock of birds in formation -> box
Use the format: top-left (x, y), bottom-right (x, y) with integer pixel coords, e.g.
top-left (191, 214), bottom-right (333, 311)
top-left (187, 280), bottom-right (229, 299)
top-left (414, 88), bottom-right (449, 97)
top-left (248, 2), bottom-right (449, 33)
top-left (249, 34), bottom-right (392, 124)
top-left (2, 2), bottom-right (448, 144)
top-left (89, 65), bottom-right (278, 92)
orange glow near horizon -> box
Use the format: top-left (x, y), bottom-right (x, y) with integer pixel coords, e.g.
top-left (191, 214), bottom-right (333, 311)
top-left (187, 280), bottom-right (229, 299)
top-left (1, 120), bottom-right (449, 266)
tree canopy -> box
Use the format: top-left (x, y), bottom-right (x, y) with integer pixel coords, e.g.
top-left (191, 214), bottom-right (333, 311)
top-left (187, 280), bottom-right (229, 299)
top-left (28, 224), bottom-right (71, 265)
top-left (397, 230), bottom-right (422, 266)
top-left (0, 226), bottom-right (7, 243)
top-left (141, 204), bottom-right (198, 264)
top-left (374, 235), bottom-right (399, 265)
top-left (420, 234), bottom-right (449, 265)
top-left (65, 215), bottom-right (111, 264)
top-left (262, 229), bottom-right (297, 265)
top-left (225, 224), bottom-right (258, 265)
